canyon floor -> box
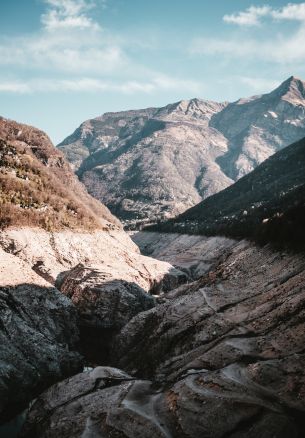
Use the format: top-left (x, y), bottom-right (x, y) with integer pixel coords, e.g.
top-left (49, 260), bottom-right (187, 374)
top-left (3, 231), bottom-right (302, 438)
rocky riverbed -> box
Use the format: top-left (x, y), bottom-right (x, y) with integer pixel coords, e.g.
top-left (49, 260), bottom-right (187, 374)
top-left (9, 233), bottom-right (305, 438)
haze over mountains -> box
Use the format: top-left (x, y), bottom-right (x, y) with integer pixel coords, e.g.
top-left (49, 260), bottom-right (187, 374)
top-left (59, 76), bottom-right (305, 225)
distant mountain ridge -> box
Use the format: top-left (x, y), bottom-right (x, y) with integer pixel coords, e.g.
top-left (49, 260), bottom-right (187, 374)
top-left (58, 76), bottom-right (305, 225)
top-left (152, 135), bottom-right (305, 250)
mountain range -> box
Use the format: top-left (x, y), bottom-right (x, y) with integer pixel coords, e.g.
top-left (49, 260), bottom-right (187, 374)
top-left (58, 76), bottom-right (305, 225)
top-left (150, 135), bottom-right (305, 250)
top-left (1, 90), bottom-right (305, 437)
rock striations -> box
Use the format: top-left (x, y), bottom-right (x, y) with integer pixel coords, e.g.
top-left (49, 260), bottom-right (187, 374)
top-left (0, 117), bottom-right (183, 424)
top-left (21, 240), bottom-right (305, 438)
top-left (58, 76), bottom-right (305, 225)
top-left (2, 80), bottom-right (305, 437)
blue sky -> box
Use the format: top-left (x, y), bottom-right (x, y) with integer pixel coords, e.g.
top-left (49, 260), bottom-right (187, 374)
top-left (1, 0), bottom-right (305, 143)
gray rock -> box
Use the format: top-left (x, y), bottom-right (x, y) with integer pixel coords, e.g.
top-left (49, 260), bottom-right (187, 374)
top-left (57, 264), bottom-right (156, 364)
top-left (21, 240), bottom-right (305, 437)
top-left (21, 365), bottom-right (298, 438)
top-left (0, 283), bottom-right (83, 423)
top-left (58, 263), bottom-right (155, 329)
top-left (58, 76), bottom-right (305, 225)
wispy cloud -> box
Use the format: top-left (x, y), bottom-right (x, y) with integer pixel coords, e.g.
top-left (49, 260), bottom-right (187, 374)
top-left (271, 2), bottom-right (305, 21)
top-left (0, 76), bottom-right (203, 95)
top-left (190, 30), bottom-right (305, 64)
top-left (41, 0), bottom-right (100, 31)
top-left (223, 2), bottom-right (305, 27)
top-left (191, 2), bottom-right (305, 65)
top-left (0, 0), bottom-right (201, 96)
top-left (0, 82), bottom-right (31, 93)
top-left (0, 0), bottom-right (122, 74)
top-left (223, 6), bottom-right (271, 27)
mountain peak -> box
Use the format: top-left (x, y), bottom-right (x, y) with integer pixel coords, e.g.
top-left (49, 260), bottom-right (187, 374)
top-left (270, 76), bottom-right (305, 104)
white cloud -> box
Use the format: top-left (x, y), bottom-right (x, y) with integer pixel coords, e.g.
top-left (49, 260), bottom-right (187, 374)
top-left (223, 6), bottom-right (271, 27)
top-left (223, 2), bottom-right (305, 27)
top-left (0, 0), bottom-right (203, 96)
top-left (271, 2), bottom-right (305, 21)
top-left (0, 39), bottom-right (125, 74)
top-left (192, 2), bottom-right (305, 65)
top-left (0, 76), bottom-right (202, 95)
top-left (0, 0), bottom-right (125, 75)
top-left (191, 24), bottom-right (305, 64)
top-left (0, 82), bottom-right (31, 93)
top-left (41, 0), bottom-right (100, 31)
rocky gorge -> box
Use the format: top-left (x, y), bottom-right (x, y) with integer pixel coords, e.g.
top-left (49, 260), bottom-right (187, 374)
top-left (19, 235), bottom-right (305, 437)
top-left (0, 93), bottom-right (305, 438)
top-left (0, 118), bottom-right (185, 434)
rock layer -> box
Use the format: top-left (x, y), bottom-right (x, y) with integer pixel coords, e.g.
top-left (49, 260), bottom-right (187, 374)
top-left (0, 249), bottom-right (82, 423)
top-left (21, 238), bottom-right (305, 437)
top-left (130, 231), bottom-right (237, 279)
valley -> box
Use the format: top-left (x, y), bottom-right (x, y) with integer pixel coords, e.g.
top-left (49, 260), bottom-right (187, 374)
top-left (1, 78), bottom-right (305, 437)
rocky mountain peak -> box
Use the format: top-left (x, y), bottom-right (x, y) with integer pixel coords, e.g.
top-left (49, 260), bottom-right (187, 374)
top-left (154, 98), bottom-right (228, 123)
top-left (58, 76), bottom-right (305, 226)
top-left (269, 75), bottom-right (305, 105)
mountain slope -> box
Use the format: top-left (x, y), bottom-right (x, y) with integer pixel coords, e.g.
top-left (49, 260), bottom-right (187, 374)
top-left (59, 100), bottom-right (230, 225)
top-left (0, 117), bottom-right (119, 231)
top-left (211, 76), bottom-right (305, 180)
top-left (152, 135), bottom-right (305, 250)
top-left (0, 117), bottom-right (185, 423)
top-left (58, 76), bottom-right (305, 225)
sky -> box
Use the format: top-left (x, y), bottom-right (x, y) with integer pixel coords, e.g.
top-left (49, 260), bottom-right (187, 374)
top-left (1, 0), bottom-right (305, 144)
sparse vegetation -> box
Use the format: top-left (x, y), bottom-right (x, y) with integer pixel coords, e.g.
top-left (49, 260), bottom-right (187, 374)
top-left (0, 117), bottom-right (120, 231)
top-left (147, 136), bottom-right (305, 251)
top-left (0, 137), bottom-right (104, 231)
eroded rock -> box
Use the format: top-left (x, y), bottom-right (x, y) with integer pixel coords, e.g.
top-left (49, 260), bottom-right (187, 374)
top-left (21, 365), bottom-right (299, 438)
top-left (21, 239), bottom-right (305, 437)
top-left (0, 283), bottom-right (82, 423)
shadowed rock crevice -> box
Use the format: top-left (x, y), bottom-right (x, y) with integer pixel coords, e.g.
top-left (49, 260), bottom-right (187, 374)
top-left (55, 263), bottom-right (188, 365)
top-left (19, 238), bottom-right (305, 437)
top-left (0, 283), bottom-right (83, 424)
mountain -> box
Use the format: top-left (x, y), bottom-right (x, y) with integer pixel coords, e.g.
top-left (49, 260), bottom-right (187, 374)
top-left (0, 117), bottom-right (118, 231)
top-left (3, 120), bottom-right (305, 437)
top-left (151, 135), bottom-right (305, 250)
top-left (0, 117), bottom-right (184, 424)
top-left (58, 76), bottom-right (305, 226)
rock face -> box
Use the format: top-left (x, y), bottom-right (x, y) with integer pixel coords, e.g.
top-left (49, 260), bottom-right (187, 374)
top-left (58, 76), bottom-right (305, 225)
top-left (154, 135), bottom-right (305, 251)
top-left (0, 227), bottom-right (185, 364)
top-left (0, 118), bottom-right (186, 421)
top-left (0, 249), bottom-right (82, 423)
top-left (131, 231), bottom-right (237, 279)
top-left (0, 227), bottom-right (180, 290)
top-left (21, 239), bottom-right (305, 437)
top-left (57, 264), bottom-right (156, 363)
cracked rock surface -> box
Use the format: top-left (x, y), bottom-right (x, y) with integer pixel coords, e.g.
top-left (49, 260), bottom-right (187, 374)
top-left (21, 238), bottom-right (305, 437)
top-left (0, 250), bottom-right (82, 423)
